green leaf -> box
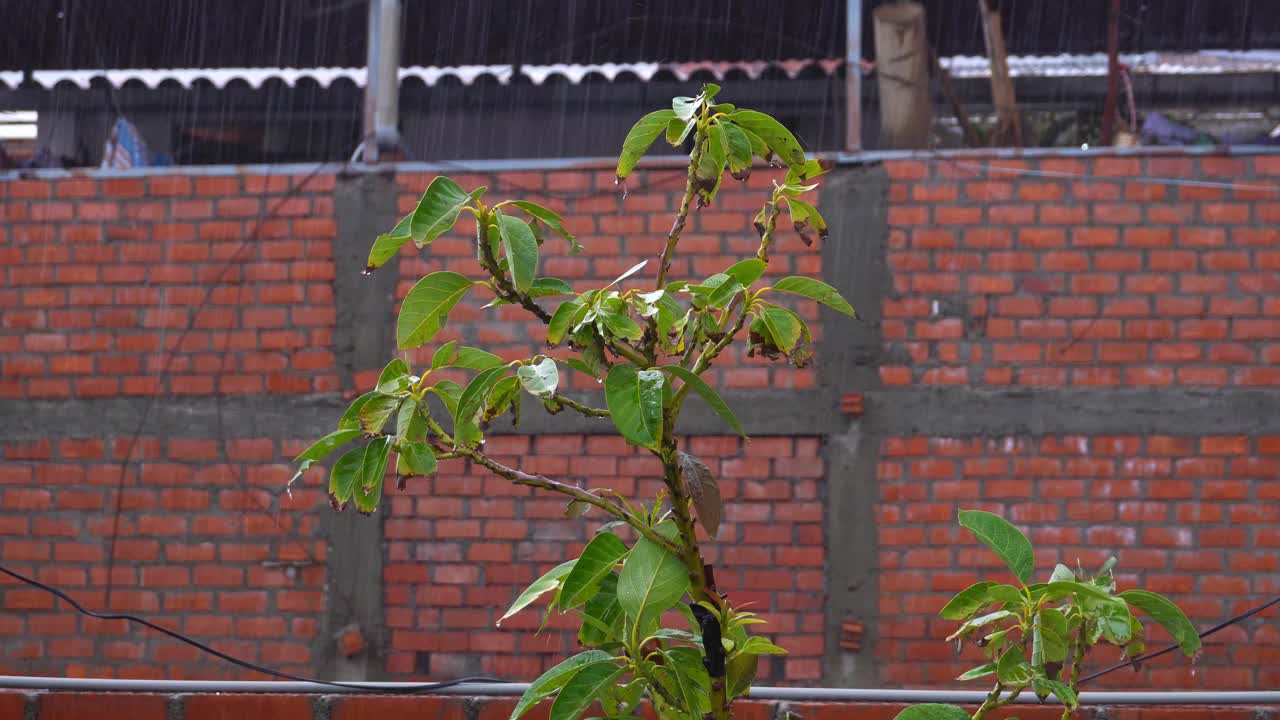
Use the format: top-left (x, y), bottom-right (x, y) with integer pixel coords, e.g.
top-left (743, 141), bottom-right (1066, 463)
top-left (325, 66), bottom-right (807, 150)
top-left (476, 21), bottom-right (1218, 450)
top-left (672, 96), bottom-right (699, 121)
top-left (666, 116), bottom-right (696, 146)
top-left (938, 581), bottom-right (998, 620)
top-left (560, 532), bottom-right (628, 609)
top-left (958, 509), bottom-right (1036, 584)
top-left (739, 637), bottom-right (788, 655)
top-left (988, 584), bottom-right (1025, 606)
top-left (768, 277), bottom-right (856, 318)
top-left (397, 440), bottom-right (437, 477)
top-left (1098, 602), bottom-right (1134, 645)
top-left (507, 200), bottom-right (581, 255)
top-left (375, 357), bottom-right (412, 395)
top-left (358, 394), bottom-right (402, 435)
top-left (662, 645), bottom-right (711, 714)
top-left (353, 436), bottom-right (392, 514)
top-left (397, 271), bottom-right (476, 349)
top-left (293, 429), bottom-right (362, 464)
top-left (499, 560), bottom-right (577, 625)
top-left (726, 652), bottom-right (757, 699)
top-left (549, 300), bottom-right (589, 348)
top-left (395, 399), bottom-right (423, 440)
top-left (662, 366), bottom-right (745, 440)
top-left (732, 123), bottom-right (770, 162)
top-left (1032, 612), bottom-right (1068, 665)
top-left (604, 364), bottom-right (664, 450)
top-left (607, 260), bottom-right (649, 289)
top-left (431, 341), bottom-right (458, 370)
top-left (338, 391), bottom-right (378, 431)
top-left (496, 209), bottom-right (539, 293)
top-left (728, 110), bottom-right (806, 167)
top-left (785, 197), bottom-right (828, 246)
top-left (1033, 678), bottom-right (1078, 709)
top-left (428, 380), bottom-right (462, 420)
top-left (956, 663), bottom-right (997, 681)
top-left (483, 376), bottom-right (520, 424)
top-left (510, 649), bottom-right (613, 720)
top-left (1043, 580), bottom-right (1116, 603)
top-left (759, 306), bottom-right (803, 353)
top-left (529, 278), bottom-right (574, 298)
top-left (617, 109), bottom-right (677, 181)
top-left (695, 123), bottom-right (728, 206)
top-left (947, 610), bottom-right (1016, 641)
top-left (366, 231), bottom-right (410, 272)
top-left (598, 308), bottom-right (643, 342)
top-left (453, 346), bottom-right (505, 370)
top-left (724, 258), bottom-right (767, 288)
top-left (579, 573), bottom-right (624, 647)
top-left (996, 645), bottom-right (1034, 685)
top-left (1050, 564), bottom-right (1076, 584)
top-left (720, 121), bottom-right (754, 177)
top-left (618, 535), bottom-right (689, 627)
top-left (407, 177), bottom-right (479, 248)
top-left (705, 276), bottom-right (744, 310)
top-left (454, 366), bottom-right (509, 447)
top-left (548, 661), bottom-right (625, 720)
top-left (677, 451), bottom-right (722, 539)
top-left (891, 705), bottom-right (973, 720)
top-left (327, 446), bottom-right (365, 510)
top-left (1120, 590), bottom-right (1201, 656)
top-left (784, 159), bottom-right (830, 185)
top-left (517, 358), bottom-right (559, 399)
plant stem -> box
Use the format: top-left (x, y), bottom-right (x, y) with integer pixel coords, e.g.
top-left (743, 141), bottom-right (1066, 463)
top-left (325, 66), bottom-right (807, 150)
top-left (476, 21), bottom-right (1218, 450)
top-left (655, 131), bottom-right (704, 290)
top-left (971, 682), bottom-right (1026, 720)
top-left (475, 214), bottom-right (552, 323)
top-left (421, 415), bottom-right (680, 555)
top-left (550, 394), bottom-right (610, 417)
top-left (755, 194), bottom-right (782, 264)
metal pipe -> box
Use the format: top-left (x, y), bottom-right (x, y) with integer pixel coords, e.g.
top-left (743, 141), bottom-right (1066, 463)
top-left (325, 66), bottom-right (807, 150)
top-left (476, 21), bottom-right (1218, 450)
top-left (361, 0), bottom-right (402, 162)
top-left (845, 0), bottom-right (862, 152)
top-left (1, 677), bottom-right (1279, 705)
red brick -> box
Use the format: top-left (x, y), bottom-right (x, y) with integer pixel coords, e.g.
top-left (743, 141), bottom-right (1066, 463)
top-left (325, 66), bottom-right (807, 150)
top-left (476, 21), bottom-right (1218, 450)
top-left (184, 694), bottom-right (314, 720)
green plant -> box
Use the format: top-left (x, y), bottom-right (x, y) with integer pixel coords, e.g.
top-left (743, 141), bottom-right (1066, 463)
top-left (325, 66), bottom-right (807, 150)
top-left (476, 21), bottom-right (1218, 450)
top-left (893, 510), bottom-right (1201, 720)
top-left (290, 83), bottom-right (853, 720)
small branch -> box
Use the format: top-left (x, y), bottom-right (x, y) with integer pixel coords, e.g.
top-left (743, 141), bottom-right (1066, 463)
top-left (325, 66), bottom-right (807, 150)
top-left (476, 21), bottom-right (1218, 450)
top-left (608, 338), bottom-right (651, 368)
top-left (552, 394), bottom-right (610, 418)
top-left (422, 414), bottom-right (679, 555)
top-left (754, 197), bottom-right (783, 264)
top-left (656, 130), bottom-right (704, 289)
top-left (475, 218), bottom-right (552, 323)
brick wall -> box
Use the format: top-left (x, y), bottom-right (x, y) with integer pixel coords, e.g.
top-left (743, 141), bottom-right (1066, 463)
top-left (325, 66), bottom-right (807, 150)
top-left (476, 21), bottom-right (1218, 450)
top-left (0, 164), bottom-right (824, 682)
top-left (2, 152), bottom-right (1278, 689)
top-left (875, 154), bottom-right (1280, 690)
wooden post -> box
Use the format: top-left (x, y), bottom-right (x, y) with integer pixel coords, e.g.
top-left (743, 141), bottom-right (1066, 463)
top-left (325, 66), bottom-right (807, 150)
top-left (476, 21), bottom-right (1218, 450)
top-left (872, 1), bottom-right (932, 150)
top-left (977, 0), bottom-right (1022, 146)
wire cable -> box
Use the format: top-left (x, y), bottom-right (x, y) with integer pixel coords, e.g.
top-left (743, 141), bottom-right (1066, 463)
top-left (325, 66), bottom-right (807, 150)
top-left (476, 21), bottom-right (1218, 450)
top-left (1079, 594), bottom-right (1280, 684)
top-left (0, 563), bottom-right (503, 693)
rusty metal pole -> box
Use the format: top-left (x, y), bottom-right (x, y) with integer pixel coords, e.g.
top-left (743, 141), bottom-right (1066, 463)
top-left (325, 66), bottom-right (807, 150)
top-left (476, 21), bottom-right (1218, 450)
top-left (846, 0), bottom-right (863, 152)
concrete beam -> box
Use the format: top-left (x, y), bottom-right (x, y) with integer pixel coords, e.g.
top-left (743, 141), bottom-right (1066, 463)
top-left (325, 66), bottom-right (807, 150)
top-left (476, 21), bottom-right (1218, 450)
top-left (819, 163), bottom-right (890, 687)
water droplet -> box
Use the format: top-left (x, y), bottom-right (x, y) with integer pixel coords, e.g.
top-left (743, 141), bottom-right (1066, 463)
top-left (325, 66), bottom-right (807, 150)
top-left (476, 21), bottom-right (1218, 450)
top-left (285, 487), bottom-right (293, 500)
top-left (361, 268), bottom-right (373, 276)
top-left (596, 377), bottom-right (603, 384)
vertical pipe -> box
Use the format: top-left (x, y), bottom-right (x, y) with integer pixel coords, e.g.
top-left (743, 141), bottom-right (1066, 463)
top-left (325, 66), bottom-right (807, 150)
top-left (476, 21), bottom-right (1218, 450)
top-left (846, 0), bottom-right (863, 152)
top-left (362, 0), bottom-right (402, 163)
top-left (1100, 0), bottom-right (1122, 145)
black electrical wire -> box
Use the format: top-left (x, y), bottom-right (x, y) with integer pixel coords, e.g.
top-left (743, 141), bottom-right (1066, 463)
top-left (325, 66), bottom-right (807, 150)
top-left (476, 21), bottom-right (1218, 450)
top-left (1079, 594), bottom-right (1280, 685)
top-left (0, 563), bottom-right (503, 693)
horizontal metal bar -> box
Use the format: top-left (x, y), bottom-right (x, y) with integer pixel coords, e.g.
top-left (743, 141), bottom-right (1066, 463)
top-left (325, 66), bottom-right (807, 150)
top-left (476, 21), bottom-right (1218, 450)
top-left (1, 676), bottom-right (1279, 704)
top-left (7, 142), bottom-right (1280, 181)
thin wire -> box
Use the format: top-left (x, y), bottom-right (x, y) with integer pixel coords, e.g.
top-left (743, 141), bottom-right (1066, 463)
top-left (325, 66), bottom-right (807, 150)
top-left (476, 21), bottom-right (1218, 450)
top-left (102, 163), bottom-right (334, 607)
top-left (0, 563), bottom-right (502, 693)
top-left (1079, 594), bottom-right (1280, 684)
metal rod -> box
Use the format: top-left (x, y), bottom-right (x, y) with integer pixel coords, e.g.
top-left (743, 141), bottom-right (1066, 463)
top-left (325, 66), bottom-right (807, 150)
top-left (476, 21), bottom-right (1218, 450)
top-left (845, 0), bottom-right (863, 152)
top-left (1100, 0), bottom-right (1122, 144)
top-left (361, 0), bottom-right (402, 162)
top-left (0, 677), bottom-right (1278, 705)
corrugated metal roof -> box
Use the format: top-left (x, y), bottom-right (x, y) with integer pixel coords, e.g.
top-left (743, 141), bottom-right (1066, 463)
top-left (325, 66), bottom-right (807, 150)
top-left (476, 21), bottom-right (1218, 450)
top-left (941, 50), bottom-right (1280, 79)
top-left (6, 50), bottom-right (1280, 91)
top-left (9, 59), bottom-right (843, 90)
